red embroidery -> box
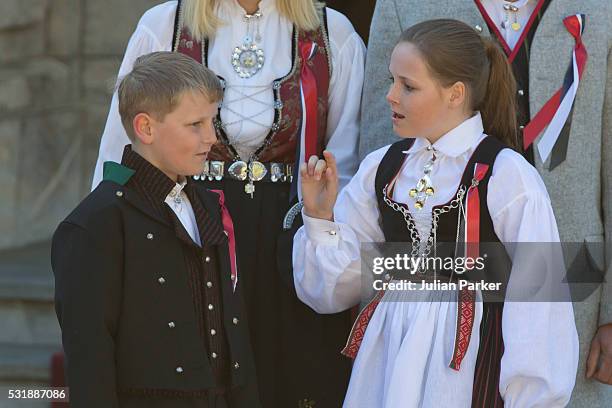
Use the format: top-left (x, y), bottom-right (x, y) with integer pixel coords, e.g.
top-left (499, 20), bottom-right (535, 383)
top-left (341, 291), bottom-right (385, 359)
top-left (450, 289), bottom-right (476, 370)
top-left (258, 29), bottom-right (330, 162)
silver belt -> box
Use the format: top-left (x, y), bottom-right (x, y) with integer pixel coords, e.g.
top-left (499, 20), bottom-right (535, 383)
top-left (193, 160), bottom-right (294, 197)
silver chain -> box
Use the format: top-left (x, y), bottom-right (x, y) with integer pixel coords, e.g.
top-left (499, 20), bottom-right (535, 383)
top-left (383, 184), bottom-right (467, 272)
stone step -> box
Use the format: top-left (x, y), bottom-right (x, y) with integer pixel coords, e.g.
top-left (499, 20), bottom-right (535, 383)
top-left (0, 241), bottom-right (61, 347)
top-left (0, 241), bottom-right (62, 402)
top-left (0, 343), bottom-right (59, 383)
top-left (0, 241), bottom-right (54, 303)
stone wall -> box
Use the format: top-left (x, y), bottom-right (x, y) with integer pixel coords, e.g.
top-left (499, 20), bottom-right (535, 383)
top-left (0, 0), bottom-right (160, 250)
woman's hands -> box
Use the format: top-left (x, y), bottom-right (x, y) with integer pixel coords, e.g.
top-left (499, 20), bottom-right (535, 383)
top-left (300, 151), bottom-right (338, 222)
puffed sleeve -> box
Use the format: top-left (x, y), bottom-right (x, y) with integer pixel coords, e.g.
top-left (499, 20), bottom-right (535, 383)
top-left (91, 24), bottom-right (168, 189)
top-left (292, 146), bottom-right (388, 314)
top-left (488, 149), bottom-right (579, 407)
top-left (323, 8), bottom-right (367, 190)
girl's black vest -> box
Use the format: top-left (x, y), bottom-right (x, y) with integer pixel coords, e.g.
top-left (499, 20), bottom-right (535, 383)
top-left (375, 136), bottom-right (511, 407)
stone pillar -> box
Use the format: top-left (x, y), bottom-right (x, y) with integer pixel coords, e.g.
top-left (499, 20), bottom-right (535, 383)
top-left (0, 0), bottom-right (158, 251)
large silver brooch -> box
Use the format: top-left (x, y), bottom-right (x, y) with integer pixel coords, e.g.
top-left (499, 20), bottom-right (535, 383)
top-left (232, 40), bottom-right (265, 79)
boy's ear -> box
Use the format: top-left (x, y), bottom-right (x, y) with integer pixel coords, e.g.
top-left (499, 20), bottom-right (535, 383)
top-left (133, 113), bottom-right (155, 145)
top-left (448, 81), bottom-right (467, 109)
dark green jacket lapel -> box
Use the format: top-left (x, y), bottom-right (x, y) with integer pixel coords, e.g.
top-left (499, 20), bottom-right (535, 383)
top-left (103, 161), bottom-right (171, 228)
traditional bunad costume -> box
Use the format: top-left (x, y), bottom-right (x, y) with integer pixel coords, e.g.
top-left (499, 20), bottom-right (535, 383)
top-left (53, 146), bottom-right (259, 408)
top-left (294, 113), bottom-right (579, 407)
top-left (361, 2), bottom-right (612, 405)
top-left (92, 1), bottom-right (366, 406)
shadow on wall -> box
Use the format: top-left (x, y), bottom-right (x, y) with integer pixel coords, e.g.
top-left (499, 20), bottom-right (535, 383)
top-left (326, 0), bottom-right (377, 44)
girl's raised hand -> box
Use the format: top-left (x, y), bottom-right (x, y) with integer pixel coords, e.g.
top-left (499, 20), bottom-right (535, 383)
top-left (300, 151), bottom-right (338, 221)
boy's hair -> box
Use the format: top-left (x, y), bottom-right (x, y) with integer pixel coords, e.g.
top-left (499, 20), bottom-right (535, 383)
top-left (117, 51), bottom-right (223, 141)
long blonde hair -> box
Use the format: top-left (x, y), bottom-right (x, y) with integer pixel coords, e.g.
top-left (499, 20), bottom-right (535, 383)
top-left (183, 0), bottom-right (323, 39)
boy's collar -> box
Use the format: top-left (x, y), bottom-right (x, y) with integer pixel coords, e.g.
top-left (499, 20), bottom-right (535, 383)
top-left (117, 145), bottom-right (179, 203)
top-left (103, 161), bottom-right (135, 186)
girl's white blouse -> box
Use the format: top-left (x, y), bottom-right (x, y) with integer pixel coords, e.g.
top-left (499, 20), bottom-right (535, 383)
top-left (293, 113), bottom-right (579, 407)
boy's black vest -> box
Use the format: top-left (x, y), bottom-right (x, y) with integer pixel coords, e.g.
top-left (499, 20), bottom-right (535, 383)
top-left (375, 136), bottom-right (511, 408)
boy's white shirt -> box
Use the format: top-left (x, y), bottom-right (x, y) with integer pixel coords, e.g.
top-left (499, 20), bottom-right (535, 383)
top-left (164, 179), bottom-right (201, 246)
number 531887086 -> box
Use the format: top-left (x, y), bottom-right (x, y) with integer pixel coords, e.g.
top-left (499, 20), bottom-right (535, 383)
top-left (7, 388), bottom-right (68, 401)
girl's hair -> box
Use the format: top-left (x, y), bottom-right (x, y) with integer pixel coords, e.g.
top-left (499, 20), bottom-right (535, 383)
top-left (183, 0), bottom-right (323, 40)
top-left (399, 19), bottom-right (518, 149)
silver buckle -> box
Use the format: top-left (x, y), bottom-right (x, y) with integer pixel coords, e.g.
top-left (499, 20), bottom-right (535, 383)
top-left (270, 163), bottom-right (294, 182)
top-left (198, 160), bottom-right (224, 181)
top-left (249, 161), bottom-right (268, 181)
top-left (228, 161), bottom-right (248, 181)
top-left (270, 163), bottom-right (284, 182)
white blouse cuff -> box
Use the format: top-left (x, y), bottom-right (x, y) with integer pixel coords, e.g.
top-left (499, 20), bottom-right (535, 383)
top-left (302, 211), bottom-right (341, 246)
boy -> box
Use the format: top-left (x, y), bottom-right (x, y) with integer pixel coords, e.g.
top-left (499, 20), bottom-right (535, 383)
top-left (51, 52), bottom-right (260, 408)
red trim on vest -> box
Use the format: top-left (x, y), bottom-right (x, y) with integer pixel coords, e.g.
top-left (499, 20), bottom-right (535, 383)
top-left (258, 28), bottom-right (330, 162)
top-left (176, 34), bottom-right (203, 63)
top-left (449, 162), bottom-right (490, 371)
top-left (466, 163), bottom-right (490, 260)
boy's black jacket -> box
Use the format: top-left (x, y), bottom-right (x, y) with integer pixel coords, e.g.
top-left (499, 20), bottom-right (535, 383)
top-left (51, 176), bottom-right (260, 408)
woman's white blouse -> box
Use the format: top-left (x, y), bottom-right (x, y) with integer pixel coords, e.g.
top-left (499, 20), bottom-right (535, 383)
top-left (293, 113), bottom-right (579, 407)
top-left (92, 0), bottom-right (365, 190)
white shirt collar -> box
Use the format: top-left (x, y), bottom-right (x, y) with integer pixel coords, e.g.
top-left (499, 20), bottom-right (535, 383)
top-left (403, 112), bottom-right (485, 158)
top-left (229, 0), bottom-right (274, 15)
top-left (167, 178), bottom-right (188, 200)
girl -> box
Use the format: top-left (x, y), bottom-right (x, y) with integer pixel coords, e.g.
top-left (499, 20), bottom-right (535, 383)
top-left (294, 19), bottom-right (578, 407)
top-left (92, 1), bottom-right (364, 406)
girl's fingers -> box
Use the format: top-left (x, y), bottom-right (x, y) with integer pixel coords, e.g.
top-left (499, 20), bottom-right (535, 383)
top-left (307, 155), bottom-right (319, 176)
top-left (314, 159), bottom-right (327, 180)
top-left (304, 153), bottom-right (337, 181)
